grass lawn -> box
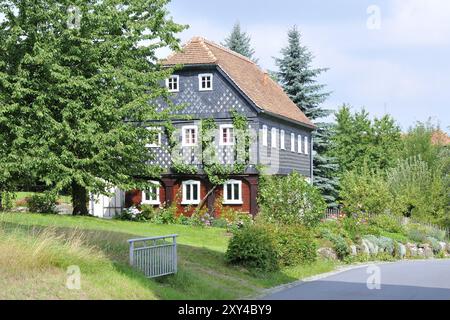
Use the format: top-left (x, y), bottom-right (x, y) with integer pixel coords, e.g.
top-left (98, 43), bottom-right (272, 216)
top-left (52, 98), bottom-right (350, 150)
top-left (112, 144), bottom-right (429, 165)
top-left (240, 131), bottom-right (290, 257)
top-left (0, 212), bottom-right (338, 300)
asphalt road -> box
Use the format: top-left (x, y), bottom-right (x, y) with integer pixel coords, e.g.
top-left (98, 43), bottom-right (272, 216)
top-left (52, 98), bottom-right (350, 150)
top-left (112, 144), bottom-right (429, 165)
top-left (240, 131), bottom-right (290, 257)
top-left (262, 259), bottom-right (450, 300)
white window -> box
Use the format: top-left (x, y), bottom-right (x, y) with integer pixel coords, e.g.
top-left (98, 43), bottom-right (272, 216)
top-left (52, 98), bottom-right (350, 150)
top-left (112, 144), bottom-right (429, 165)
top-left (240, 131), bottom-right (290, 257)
top-left (182, 125), bottom-right (198, 147)
top-left (220, 124), bottom-right (234, 146)
top-left (291, 133), bottom-right (295, 152)
top-left (182, 180), bottom-right (201, 205)
top-left (146, 127), bottom-right (162, 148)
top-left (298, 135), bottom-right (302, 153)
top-left (262, 125), bottom-right (268, 146)
top-left (271, 128), bottom-right (277, 149)
top-left (304, 136), bottom-right (309, 155)
top-left (142, 181), bottom-right (160, 205)
top-left (223, 180), bottom-right (242, 204)
top-left (280, 130), bottom-right (285, 150)
top-left (166, 75), bottom-right (179, 92)
top-left (198, 73), bottom-right (213, 91)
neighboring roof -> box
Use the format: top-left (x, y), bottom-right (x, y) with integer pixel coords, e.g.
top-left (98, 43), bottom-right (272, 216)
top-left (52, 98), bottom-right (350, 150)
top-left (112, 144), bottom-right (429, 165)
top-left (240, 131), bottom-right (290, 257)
top-left (431, 130), bottom-right (450, 146)
top-left (162, 37), bottom-right (315, 128)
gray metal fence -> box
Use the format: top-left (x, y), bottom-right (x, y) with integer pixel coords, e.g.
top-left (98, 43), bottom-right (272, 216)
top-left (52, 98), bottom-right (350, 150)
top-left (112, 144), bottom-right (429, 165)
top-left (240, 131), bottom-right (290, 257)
top-left (128, 235), bottom-right (178, 278)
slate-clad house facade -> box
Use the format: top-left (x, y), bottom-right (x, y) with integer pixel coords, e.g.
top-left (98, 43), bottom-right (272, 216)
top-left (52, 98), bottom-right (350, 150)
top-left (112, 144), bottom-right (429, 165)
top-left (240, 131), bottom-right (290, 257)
top-left (90, 37), bottom-right (315, 218)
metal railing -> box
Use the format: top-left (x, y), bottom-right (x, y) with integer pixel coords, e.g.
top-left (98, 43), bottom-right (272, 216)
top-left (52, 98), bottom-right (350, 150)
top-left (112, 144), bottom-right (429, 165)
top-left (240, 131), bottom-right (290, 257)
top-left (128, 235), bottom-right (178, 278)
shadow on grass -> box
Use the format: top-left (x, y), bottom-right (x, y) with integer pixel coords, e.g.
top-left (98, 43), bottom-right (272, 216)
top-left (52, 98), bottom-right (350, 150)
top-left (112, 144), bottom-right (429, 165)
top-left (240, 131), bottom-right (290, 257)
top-left (0, 220), bottom-right (298, 300)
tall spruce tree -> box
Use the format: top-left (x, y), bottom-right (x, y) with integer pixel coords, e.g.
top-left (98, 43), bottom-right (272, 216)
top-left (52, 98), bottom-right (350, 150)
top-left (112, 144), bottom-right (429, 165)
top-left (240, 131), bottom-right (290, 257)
top-left (0, 0), bottom-right (185, 215)
top-left (274, 26), bottom-right (338, 205)
top-left (222, 22), bottom-right (258, 63)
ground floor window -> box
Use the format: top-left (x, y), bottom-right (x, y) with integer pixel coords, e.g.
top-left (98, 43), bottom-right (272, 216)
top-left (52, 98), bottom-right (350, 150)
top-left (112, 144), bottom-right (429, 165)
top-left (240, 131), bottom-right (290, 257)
top-left (182, 180), bottom-right (201, 205)
top-left (223, 180), bottom-right (242, 204)
top-left (142, 181), bottom-right (160, 205)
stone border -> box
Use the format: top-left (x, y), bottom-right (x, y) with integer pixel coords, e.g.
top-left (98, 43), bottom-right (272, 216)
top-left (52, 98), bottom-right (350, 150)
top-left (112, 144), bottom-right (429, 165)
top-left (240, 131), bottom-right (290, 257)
top-left (251, 258), bottom-right (450, 300)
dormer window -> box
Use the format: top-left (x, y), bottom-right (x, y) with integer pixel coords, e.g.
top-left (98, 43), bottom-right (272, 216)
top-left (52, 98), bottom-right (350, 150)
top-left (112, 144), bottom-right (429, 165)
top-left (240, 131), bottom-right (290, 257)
top-left (166, 75), bottom-right (179, 92)
top-left (199, 73), bottom-right (213, 91)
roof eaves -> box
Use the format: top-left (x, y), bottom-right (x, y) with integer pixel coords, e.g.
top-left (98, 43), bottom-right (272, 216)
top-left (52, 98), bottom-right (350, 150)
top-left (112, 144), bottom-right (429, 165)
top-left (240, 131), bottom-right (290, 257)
top-left (260, 109), bottom-right (316, 130)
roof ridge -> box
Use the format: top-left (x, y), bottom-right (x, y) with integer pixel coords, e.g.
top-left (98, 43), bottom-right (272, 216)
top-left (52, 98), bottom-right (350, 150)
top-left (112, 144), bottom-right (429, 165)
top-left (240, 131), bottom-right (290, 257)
top-left (202, 38), bottom-right (256, 65)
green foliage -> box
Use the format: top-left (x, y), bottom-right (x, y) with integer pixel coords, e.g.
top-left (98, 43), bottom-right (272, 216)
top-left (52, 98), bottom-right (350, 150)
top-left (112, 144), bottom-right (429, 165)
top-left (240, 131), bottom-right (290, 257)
top-left (0, 1), bottom-right (186, 214)
top-left (225, 225), bottom-right (279, 272)
top-left (28, 192), bottom-right (58, 214)
top-left (340, 166), bottom-right (396, 216)
top-left (222, 22), bottom-right (258, 62)
top-left (426, 237), bottom-right (442, 254)
top-left (0, 192), bottom-right (16, 211)
top-left (387, 157), bottom-right (446, 224)
top-left (319, 228), bottom-right (351, 259)
top-left (329, 106), bottom-right (402, 174)
top-left (259, 172), bottom-right (326, 227)
top-left (271, 224), bottom-right (317, 266)
top-left (369, 214), bottom-right (405, 234)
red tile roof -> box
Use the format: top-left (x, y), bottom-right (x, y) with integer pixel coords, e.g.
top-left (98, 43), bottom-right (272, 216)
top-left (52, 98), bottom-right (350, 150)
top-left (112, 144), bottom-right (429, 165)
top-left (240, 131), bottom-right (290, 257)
top-left (162, 37), bottom-right (314, 128)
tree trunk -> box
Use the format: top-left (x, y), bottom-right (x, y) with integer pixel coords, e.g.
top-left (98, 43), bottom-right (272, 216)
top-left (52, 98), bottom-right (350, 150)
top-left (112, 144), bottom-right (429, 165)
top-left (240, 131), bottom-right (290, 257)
top-left (0, 192), bottom-right (3, 212)
top-left (72, 181), bottom-right (89, 215)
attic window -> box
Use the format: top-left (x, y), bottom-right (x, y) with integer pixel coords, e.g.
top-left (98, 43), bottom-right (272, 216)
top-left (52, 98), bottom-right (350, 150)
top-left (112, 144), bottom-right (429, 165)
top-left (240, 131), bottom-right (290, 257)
top-left (199, 73), bottom-right (213, 91)
top-left (166, 75), bottom-right (179, 92)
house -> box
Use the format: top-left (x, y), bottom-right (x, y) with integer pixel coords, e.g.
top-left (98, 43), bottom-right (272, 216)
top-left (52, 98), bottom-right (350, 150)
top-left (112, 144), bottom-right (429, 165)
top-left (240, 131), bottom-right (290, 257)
top-left (90, 37), bottom-right (315, 218)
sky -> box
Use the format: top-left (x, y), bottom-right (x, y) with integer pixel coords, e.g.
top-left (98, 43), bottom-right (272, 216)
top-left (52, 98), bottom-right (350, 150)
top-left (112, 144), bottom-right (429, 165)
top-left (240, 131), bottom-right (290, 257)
top-left (161, 0), bottom-right (450, 132)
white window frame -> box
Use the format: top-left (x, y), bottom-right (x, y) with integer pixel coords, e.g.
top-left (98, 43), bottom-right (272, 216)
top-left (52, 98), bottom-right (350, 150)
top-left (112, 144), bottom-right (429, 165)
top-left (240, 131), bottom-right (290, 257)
top-left (271, 128), bottom-right (277, 149)
top-left (280, 130), bottom-right (285, 150)
top-left (182, 125), bottom-right (198, 147)
top-left (219, 124), bottom-right (234, 146)
top-left (182, 180), bottom-right (201, 205)
top-left (291, 133), bottom-right (295, 152)
top-left (146, 127), bottom-right (162, 148)
top-left (198, 73), bottom-right (213, 91)
top-left (142, 181), bottom-right (160, 205)
top-left (262, 125), bottom-right (268, 146)
top-left (166, 75), bottom-right (179, 93)
top-left (223, 180), bottom-right (243, 205)
top-left (298, 135), bottom-right (302, 153)
top-left (304, 136), bottom-right (309, 155)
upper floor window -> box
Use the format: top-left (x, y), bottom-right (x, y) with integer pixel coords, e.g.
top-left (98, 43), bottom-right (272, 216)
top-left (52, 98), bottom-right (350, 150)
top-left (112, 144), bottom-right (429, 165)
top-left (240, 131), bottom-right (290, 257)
top-left (298, 135), bottom-right (302, 153)
top-left (166, 75), bottom-right (179, 92)
top-left (271, 128), bottom-right (277, 149)
top-left (291, 133), bottom-right (295, 152)
top-left (223, 180), bottom-right (242, 205)
top-left (280, 130), bottom-right (285, 150)
top-left (199, 73), bottom-right (213, 91)
top-left (182, 125), bottom-right (198, 147)
top-left (142, 181), bottom-right (160, 205)
top-left (146, 127), bottom-right (162, 148)
top-left (304, 136), bottom-right (309, 155)
top-left (182, 180), bottom-right (201, 205)
top-left (220, 124), bottom-right (234, 146)
top-left (262, 125), bottom-right (268, 146)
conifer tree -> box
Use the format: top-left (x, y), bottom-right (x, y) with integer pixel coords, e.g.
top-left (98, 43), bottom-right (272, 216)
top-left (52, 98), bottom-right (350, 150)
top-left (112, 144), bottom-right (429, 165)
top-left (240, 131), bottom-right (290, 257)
top-left (274, 26), bottom-right (338, 205)
top-left (222, 22), bottom-right (258, 63)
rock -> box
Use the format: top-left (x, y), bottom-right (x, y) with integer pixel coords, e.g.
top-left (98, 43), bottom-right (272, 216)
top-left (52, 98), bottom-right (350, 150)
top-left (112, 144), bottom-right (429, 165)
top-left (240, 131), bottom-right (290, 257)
top-left (446, 243), bottom-right (450, 254)
top-left (359, 241), bottom-right (370, 255)
top-left (438, 242), bottom-right (447, 252)
top-left (417, 248), bottom-right (425, 257)
top-left (398, 243), bottom-right (406, 259)
top-left (350, 245), bottom-right (357, 256)
top-left (363, 239), bottom-right (379, 255)
top-left (406, 243), bottom-right (417, 257)
top-left (10, 206), bottom-right (28, 213)
top-left (422, 244), bottom-right (434, 258)
top-left (317, 247), bottom-right (338, 261)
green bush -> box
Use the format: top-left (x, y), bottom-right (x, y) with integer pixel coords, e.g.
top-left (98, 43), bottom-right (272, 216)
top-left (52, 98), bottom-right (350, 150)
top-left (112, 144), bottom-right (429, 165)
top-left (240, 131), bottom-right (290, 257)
top-left (319, 228), bottom-right (351, 259)
top-left (211, 218), bottom-right (228, 229)
top-left (0, 191), bottom-right (16, 211)
top-left (340, 167), bottom-right (396, 216)
top-left (28, 192), bottom-right (58, 214)
top-left (270, 224), bottom-right (317, 266)
top-left (369, 214), bottom-right (405, 234)
top-left (225, 225), bottom-right (279, 272)
top-left (175, 214), bottom-right (190, 226)
top-left (426, 237), bottom-right (442, 254)
top-left (153, 205), bottom-right (177, 225)
top-left (377, 236), bottom-right (395, 255)
top-left (138, 205), bottom-right (158, 222)
top-left (258, 172), bottom-right (326, 227)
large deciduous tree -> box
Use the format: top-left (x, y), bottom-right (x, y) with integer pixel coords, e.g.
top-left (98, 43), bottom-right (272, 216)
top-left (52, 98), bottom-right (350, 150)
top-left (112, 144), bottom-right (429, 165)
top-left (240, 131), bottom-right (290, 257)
top-left (222, 22), bottom-right (258, 63)
top-left (274, 26), bottom-right (338, 205)
top-left (0, 0), bottom-right (185, 214)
